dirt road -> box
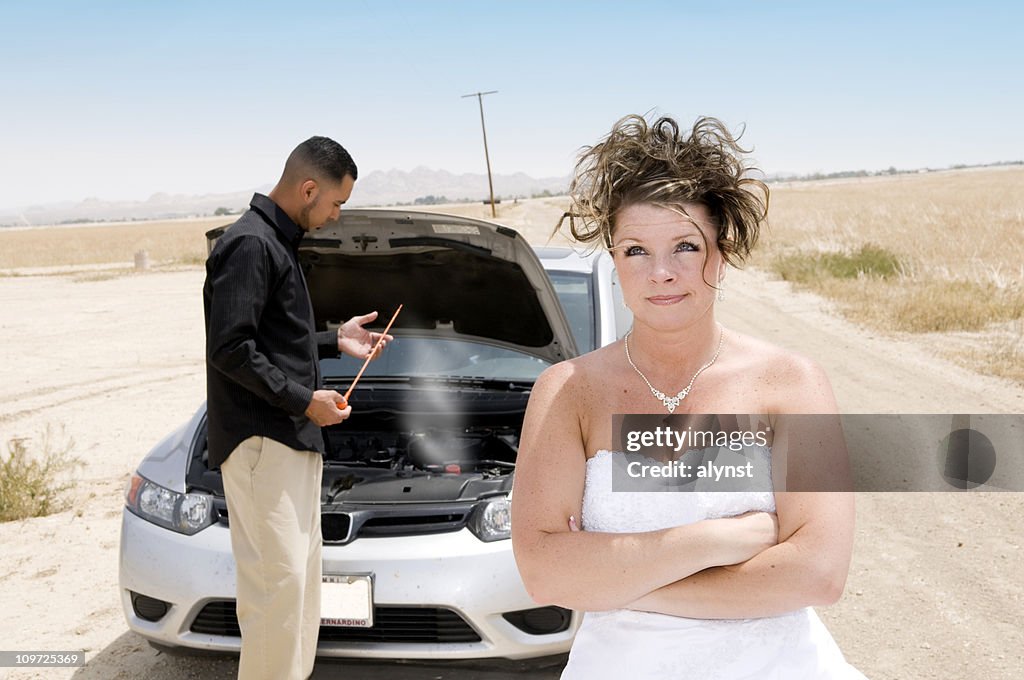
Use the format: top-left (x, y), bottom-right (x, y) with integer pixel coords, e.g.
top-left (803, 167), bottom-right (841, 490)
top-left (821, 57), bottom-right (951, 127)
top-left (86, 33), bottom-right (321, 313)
top-left (0, 263), bottom-right (1021, 679)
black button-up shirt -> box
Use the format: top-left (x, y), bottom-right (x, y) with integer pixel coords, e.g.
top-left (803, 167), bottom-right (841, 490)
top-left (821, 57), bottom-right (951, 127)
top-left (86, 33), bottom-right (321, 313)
top-left (203, 193), bottom-right (338, 469)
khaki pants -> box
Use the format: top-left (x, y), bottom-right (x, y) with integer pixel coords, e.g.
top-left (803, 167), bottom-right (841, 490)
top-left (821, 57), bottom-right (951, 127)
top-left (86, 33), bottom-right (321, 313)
top-left (221, 436), bottom-right (323, 680)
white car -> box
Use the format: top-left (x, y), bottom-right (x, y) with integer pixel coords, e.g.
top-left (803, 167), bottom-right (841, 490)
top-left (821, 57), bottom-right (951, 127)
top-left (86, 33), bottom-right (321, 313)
top-left (119, 209), bottom-right (631, 660)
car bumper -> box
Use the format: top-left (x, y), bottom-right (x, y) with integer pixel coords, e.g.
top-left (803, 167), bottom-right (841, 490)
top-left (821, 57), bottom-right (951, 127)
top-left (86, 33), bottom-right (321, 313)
top-left (119, 510), bottom-right (577, 659)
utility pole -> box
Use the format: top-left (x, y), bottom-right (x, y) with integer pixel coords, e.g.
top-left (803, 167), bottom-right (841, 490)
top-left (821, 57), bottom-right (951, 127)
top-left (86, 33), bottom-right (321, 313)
top-left (461, 90), bottom-right (498, 218)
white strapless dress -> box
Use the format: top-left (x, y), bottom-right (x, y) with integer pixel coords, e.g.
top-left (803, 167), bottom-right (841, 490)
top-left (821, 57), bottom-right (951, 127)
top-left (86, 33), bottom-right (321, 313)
top-left (560, 448), bottom-right (866, 680)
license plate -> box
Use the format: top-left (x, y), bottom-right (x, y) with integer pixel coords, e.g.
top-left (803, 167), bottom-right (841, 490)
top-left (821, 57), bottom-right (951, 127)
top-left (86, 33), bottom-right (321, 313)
top-left (321, 574), bottom-right (374, 627)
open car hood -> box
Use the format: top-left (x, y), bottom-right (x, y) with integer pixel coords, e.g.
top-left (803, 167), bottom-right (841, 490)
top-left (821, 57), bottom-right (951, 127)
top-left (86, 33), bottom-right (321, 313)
top-left (207, 209), bottom-right (577, 364)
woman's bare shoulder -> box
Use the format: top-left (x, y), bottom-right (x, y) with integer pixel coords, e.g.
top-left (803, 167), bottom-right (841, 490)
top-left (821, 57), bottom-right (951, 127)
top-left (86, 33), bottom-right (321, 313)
top-left (537, 342), bottom-right (620, 385)
top-left (723, 329), bottom-right (836, 412)
top-left (531, 343), bottom-right (621, 419)
top-left (726, 329), bottom-right (822, 372)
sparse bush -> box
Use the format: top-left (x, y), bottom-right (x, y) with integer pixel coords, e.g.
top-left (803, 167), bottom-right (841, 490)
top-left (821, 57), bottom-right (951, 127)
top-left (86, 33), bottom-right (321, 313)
top-left (0, 426), bottom-right (82, 522)
top-left (782, 275), bottom-right (1023, 334)
top-left (770, 242), bottom-right (1024, 334)
top-left (773, 243), bottom-right (902, 284)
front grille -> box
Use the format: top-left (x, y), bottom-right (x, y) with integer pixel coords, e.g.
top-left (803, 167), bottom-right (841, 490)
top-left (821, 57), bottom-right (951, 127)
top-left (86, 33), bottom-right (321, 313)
top-left (357, 512), bottom-right (468, 536)
top-left (321, 513), bottom-right (352, 542)
top-left (191, 600), bottom-right (239, 635)
top-left (321, 507), bottom-right (472, 544)
top-left (214, 500), bottom-right (472, 544)
top-left (190, 601), bottom-right (481, 643)
top-left (320, 607), bottom-right (480, 643)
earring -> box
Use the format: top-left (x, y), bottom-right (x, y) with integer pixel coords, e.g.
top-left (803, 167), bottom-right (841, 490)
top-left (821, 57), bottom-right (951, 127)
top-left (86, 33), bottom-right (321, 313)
top-left (717, 283), bottom-right (725, 302)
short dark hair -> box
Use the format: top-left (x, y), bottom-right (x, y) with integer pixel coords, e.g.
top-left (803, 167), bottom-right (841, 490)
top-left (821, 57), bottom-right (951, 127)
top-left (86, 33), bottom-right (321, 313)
top-left (286, 136), bottom-right (358, 183)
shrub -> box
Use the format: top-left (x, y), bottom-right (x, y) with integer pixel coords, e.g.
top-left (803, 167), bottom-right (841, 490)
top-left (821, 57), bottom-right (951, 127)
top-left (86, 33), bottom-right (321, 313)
top-left (773, 243), bottom-right (902, 284)
top-left (0, 427), bottom-right (82, 522)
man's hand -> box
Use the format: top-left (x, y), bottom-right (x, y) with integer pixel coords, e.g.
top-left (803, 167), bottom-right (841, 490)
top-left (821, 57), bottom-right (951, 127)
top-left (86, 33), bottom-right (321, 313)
top-left (337, 311), bottom-right (394, 360)
top-left (305, 390), bottom-right (352, 426)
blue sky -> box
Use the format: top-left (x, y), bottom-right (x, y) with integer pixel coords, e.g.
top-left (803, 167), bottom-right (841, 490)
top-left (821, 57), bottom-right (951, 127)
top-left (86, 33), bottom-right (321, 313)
top-left (1, 1), bottom-right (1021, 209)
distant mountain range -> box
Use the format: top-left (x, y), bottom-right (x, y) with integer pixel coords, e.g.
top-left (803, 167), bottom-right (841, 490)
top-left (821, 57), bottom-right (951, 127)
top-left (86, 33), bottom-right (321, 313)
top-left (4, 161), bottom-right (1018, 227)
top-left (0, 167), bottom-right (571, 227)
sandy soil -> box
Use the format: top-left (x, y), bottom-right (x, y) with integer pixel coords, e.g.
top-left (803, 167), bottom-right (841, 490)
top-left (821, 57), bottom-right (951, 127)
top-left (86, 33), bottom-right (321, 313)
top-left (0, 253), bottom-right (1022, 679)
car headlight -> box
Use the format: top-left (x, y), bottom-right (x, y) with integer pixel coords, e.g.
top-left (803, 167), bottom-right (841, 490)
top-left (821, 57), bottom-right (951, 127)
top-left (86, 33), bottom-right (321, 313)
top-left (468, 495), bottom-right (511, 542)
top-left (125, 472), bottom-right (215, 535)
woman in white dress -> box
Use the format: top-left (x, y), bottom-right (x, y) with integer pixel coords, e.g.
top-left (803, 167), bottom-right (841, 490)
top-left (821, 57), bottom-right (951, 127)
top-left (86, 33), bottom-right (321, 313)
top-left (510, 115), bottom-right (865, 679)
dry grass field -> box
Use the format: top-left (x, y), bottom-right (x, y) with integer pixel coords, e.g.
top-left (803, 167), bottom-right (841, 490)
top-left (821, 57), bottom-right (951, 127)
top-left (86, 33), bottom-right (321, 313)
top-left (0, 216), bottom-right (228, 270)
top-left (758, 166), bottom-right (1024, 382)
top-left (2, 167), bottom-right (1021, 382)
top-left (0, 203), bottom-right (574, 272)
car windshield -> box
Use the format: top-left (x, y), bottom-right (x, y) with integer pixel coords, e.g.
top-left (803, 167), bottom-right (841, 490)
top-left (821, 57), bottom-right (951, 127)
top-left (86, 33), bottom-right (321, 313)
top-left (547, 270), bottom-right (595, 353)
top-left (321, 267), bottom-right (596, 382)
top-left (321, 338), bottom-right (552, 382)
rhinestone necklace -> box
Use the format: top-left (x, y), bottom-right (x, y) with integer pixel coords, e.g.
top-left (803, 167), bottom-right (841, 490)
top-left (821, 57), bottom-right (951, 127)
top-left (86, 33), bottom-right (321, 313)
top-left (623, 325), bottom-right (725, 414)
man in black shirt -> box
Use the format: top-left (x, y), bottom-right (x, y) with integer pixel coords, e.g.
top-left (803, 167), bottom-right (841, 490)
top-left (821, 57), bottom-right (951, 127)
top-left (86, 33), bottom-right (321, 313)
top-left (204, 137), bottom-right (388, 680)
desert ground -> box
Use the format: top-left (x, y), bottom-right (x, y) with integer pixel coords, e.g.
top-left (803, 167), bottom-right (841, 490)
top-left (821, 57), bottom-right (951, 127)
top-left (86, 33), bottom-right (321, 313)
top-left (1, 175), bottom-right (1022, 679)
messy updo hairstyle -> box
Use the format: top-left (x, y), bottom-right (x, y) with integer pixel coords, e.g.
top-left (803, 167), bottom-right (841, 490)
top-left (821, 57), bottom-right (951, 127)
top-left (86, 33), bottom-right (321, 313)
top-left (560, 115), bottom-right (768, 267)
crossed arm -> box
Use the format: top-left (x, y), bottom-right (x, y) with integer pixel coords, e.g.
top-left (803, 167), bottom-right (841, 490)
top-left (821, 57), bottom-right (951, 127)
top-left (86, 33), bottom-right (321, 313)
top-left (510, 357), bottom-right (854, 618)
top-left (624, 487), bottom-right (853, 618)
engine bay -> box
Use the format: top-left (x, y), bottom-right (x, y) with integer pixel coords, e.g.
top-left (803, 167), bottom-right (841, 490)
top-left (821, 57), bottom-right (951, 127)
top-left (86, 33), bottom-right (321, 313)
top-left (323, 425), bottom-right (518, 477)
